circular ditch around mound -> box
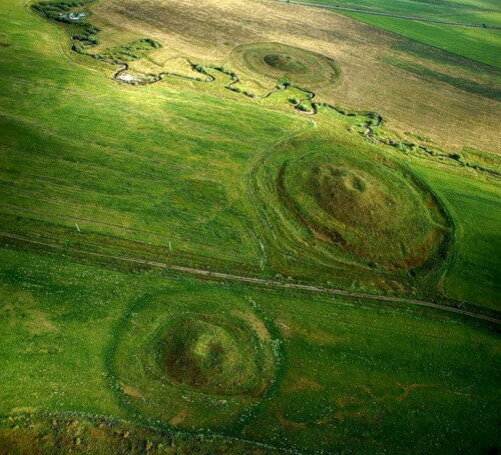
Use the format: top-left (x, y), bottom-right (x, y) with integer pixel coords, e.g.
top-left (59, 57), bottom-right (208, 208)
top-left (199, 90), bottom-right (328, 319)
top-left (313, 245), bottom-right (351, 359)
top-left (231, 42), bottom-right (340, 87)
top-left (111, 293), bottom-right (278, 429)
top-left (253, 138), bottom-right (451, 273)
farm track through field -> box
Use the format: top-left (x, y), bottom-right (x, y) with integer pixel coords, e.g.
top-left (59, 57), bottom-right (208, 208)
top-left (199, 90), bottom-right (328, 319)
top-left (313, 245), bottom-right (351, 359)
top-left (278, 0), bottom-right (501, 29)
top-left (1, 230), bottom-right (499, 324)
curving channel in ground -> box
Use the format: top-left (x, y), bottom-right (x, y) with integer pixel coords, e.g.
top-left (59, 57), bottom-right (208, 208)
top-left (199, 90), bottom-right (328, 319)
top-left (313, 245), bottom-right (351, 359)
top-left (33, 1), bottom-right (500, 177)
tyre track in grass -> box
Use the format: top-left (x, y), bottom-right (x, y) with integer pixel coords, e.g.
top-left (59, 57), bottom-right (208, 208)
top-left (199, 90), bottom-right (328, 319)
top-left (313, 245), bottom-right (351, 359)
top-left (0, 230), bottom-right (499, 324)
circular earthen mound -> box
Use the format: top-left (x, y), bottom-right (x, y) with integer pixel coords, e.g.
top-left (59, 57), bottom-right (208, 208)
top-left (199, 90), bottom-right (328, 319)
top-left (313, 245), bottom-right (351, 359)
top-left (263, 53), bottom-right (308, 73)
top-left (160, 314), bottom-right (275, 396)
top-left (231, 42), bottom-right (340, 87)
top-left (278, 153), bottom-right (450, 270)
top-left (313, 165), bottom-right (395, 229)
top-left (112, 293), bottom-right (278, 428)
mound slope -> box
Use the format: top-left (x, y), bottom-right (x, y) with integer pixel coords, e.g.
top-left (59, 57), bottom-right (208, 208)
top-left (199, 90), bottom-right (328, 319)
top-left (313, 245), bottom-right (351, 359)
top-left (254, 134), bottom-right (451, 273)
top-left (231, 42), bottom-right (339, 87)
top-left (112, 293), bottom-right (278, 428)
top-left (162, 314), bottom-right (274, 396)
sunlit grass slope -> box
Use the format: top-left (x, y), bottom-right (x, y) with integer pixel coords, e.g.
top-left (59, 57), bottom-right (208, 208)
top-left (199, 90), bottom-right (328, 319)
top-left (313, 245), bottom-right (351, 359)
top-left (0, 0), bottom-right (500, 309)
top-left (0, 0), bottom-right (305, 272)
top-left (415, 164), bottom-right (501, 309)
top-left (90, 0), bottom-right (501, 154)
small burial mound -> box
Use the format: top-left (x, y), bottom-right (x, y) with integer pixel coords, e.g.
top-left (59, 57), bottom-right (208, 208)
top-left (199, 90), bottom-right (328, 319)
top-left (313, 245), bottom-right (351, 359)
top-left (231, 42), bottom-right (340, 87)
top-left (263, 53), bottom-right (308, 73)
top-left (112, 296), bottom-right (278, 428)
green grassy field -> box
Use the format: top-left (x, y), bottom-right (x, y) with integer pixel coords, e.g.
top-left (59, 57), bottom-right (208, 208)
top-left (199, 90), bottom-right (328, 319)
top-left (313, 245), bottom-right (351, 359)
top-left (1, 0), bottom-right (499, 305)
top-left (1, 244), bottom-right (499, 454)
top-left (414, 164), bottom-right (501, 309)
top-left (292, 0), bottom-right (501, 68)
top-left (0, 0), bottom-right (500, 452)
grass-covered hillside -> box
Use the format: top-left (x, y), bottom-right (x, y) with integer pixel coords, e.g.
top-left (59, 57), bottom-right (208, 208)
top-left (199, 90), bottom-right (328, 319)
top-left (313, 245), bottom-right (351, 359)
top-left (90, 0), bottom-right (501, 154)
top-left (0, 0), bottom-right (499, 453)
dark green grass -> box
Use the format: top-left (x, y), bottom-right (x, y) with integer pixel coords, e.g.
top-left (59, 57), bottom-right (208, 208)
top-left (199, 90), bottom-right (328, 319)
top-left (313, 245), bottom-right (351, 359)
top-left (390, 38), bottom-right (501, 77)
top-left (386, 37), bottom-right (501, 102)
top-left (0, 414), bottom-right (278, 454)
top-left (243, 289), bottom-right (500, 454)
top-left (293, 0), bottom-right (501, 22)
top-left (0, 243), bottom-right (499, 454)
top-left (81, 38), bottom-right (162, 64)
top-left (383, 55), bottom-right (501, 100)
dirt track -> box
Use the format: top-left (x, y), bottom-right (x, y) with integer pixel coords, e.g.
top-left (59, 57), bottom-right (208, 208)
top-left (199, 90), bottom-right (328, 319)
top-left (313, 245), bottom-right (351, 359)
top-left (1, 230), bottom-right (499, 324)
top-left (279, 0), bottom-right (501, 29)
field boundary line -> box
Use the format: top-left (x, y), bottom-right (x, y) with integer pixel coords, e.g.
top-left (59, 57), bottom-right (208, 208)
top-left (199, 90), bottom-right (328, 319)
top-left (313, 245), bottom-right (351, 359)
top-left (278, 0), bottom-right (501, 29)
top-left (0, 230), bottom-right (499, 324)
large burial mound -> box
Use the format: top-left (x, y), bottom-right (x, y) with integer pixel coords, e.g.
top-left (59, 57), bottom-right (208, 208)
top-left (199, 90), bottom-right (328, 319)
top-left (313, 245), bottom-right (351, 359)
top-left (283, 156), bottom-right (449, 269)
top-left (313, 165), bottom-right (399, 229)
top-left (161, 314), bottom-right (274, 396)
top-left (258, 138), bottom-right (451, 271)
top-left (231, 42), bottom-right (340, 87)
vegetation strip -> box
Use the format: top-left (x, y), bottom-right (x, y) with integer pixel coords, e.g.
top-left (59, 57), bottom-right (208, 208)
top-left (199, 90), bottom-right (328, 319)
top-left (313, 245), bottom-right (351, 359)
top-left (1, 230), bottom-right (499, 324)
top-left (278, 0), bottom-right (501, 29)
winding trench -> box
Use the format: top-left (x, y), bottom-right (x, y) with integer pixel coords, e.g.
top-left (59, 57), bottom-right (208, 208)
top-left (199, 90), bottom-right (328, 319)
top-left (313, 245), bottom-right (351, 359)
top-left (34, 1), bottom-right (500, 177)
top-left (113, 61), bottom-right (500, 177)
top-left (114, 62), bottom-right (318, 115)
